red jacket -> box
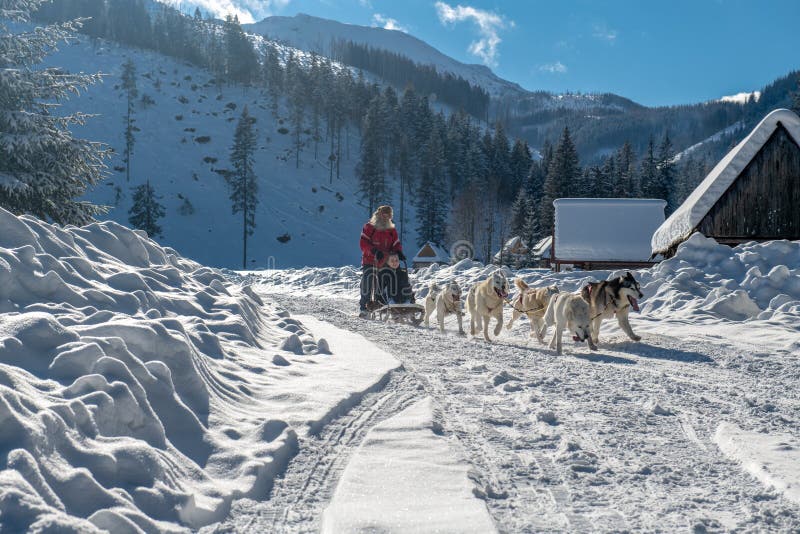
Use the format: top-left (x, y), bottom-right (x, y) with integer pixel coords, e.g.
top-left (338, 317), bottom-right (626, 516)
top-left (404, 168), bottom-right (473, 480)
top-left (360, 222), bottom-right (402, 267)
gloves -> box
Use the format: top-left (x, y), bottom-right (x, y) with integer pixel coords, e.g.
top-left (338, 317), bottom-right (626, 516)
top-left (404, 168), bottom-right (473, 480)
top-left (374, 249), bottom-right (384, 260)
top-left (397, 251), bottom-right (406, 261)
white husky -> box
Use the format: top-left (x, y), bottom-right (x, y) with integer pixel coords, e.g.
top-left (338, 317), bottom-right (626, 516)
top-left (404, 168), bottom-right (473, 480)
top-left (466, 271), bottom-right (510, 342)
top-left (544, 292), bottom-right (597, 355)
top-left (424, 281), bottom-right (465, 335)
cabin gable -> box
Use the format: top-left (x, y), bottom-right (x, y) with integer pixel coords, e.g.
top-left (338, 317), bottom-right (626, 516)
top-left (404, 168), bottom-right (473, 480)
top-left (698, 124), bottom-right (800, 241)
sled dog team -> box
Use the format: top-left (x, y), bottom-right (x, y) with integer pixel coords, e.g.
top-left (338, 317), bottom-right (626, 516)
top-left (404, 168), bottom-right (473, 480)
top-left (423, 270), bottom-right (644, 355)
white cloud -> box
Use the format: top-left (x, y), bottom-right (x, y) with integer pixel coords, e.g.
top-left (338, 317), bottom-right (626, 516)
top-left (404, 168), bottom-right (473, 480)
top-left (371, 13), bottom-right (408, 32)
top-left (434, 1), bottom-right (510, 67)
top-left (592, 23), bottom-right (618, 43)
top-left (539, 61), bottom-right (567, 74)
top-left (173, 0), bottom-right (291, 24)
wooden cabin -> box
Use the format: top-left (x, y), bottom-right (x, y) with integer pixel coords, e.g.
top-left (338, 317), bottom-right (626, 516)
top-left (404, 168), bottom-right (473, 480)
top-left (411, 241), bottom-right (450, 269)
top-left (552, 198), bottom-right (666, 272)
top-left (493, 236), bottom-right (528, 264)
top-left (652, 108), bottom-right (800, 258)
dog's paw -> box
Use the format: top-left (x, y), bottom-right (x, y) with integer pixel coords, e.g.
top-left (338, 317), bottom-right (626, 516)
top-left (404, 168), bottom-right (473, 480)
top-left (458, 330), bottom-right (466, 336)
top-left (631, 334), bottom-right (642, 342)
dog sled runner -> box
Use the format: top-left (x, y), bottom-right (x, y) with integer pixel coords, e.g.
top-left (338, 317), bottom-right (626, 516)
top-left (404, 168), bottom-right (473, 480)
top-left (368, 302), bottom-right (425, 326)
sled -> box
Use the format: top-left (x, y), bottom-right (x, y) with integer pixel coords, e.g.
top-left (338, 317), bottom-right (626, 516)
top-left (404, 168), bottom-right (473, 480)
top-left (367, 302), bottom-right (425, 326)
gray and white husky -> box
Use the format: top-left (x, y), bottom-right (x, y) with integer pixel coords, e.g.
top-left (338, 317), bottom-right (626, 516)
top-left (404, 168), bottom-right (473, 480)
top-left (581, 271), bottom-right (644, 345)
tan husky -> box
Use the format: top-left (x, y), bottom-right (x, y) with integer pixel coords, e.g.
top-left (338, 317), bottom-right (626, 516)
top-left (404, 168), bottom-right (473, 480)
top-left (506, 279), bottom-right (559, 343)
top-left (466, 271), bottom-right (510, 342)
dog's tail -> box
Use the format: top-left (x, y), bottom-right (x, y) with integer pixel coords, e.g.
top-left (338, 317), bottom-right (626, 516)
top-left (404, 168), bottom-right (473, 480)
top-left (544, 293), bottom-right (558, 326)
top-left (514, 278), bottom-right (529, 291)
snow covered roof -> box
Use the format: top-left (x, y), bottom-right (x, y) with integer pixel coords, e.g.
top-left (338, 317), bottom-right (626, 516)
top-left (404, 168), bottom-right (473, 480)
top-left (412, 241), bottom-right (450, 263)
top-left (492, 236), bottom-right (527, 261)
top-left (531, 236), bottom-right (552, 258)
top-left (652, 108), bottom-right (800, 254)
top-left (553, 198), bottom-right (667, 262)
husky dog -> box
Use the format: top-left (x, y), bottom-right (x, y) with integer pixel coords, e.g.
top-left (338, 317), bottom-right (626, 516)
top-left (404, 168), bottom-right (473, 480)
top-left (506, 279), bottom-right (559, 343)
top-left (424, 281), bottom-right (465, 334)
top-left (544, 292), bottom-right (597, 355)
top-left (467, 271), bottom-right (510, 341)
top-left (581, 271), bottom-right (644, 345)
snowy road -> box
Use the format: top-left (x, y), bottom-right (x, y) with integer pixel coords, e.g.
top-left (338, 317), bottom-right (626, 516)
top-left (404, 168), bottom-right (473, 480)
top-left (225, 293), bottom-right (800, 533)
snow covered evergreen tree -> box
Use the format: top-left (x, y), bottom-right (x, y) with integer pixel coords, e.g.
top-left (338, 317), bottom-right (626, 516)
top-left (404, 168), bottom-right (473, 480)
top-left (657, 133), bottom-right (677, 211)
top-left (0, 0), bottom-right (108, 225)
top-left (227, 106), bottom-right (258, 269)
top-left (121, 57), bottom-right (137, 182)
top-left (128, 179), bottom-right (165, 238)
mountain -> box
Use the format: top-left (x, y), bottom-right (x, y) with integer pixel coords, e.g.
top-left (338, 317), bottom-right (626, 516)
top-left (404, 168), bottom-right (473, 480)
top-left (42, 32), bottom-right (394, 270)
top-left (244, 13), bottom-right (527, 100)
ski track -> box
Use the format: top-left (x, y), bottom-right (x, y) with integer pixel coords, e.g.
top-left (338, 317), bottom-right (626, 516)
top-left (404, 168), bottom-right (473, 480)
top-left (227, 294), bottom-right (800, 533)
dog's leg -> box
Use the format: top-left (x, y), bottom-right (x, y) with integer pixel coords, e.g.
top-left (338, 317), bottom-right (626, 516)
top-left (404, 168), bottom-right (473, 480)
top-left (590, 313), bottom-right (601, 344)
top-left (533, 317), bottom-right (546, 343)
top-left (482, 312), bottom-right (491, 341)
top-left (526, 313), bottom-right (538, 338)
top-left (456, 311), bottom-right (465, 336)
top-left (438, 305), bottom-right (446, 333)
top-left (424, 303), bottom-right (433, 328)
top-left (493, 309), bottom-right (503, 337)
top-left (506, 309), bottom-right (519, 330)
top-left (617, 310), bottom-right (641, 341)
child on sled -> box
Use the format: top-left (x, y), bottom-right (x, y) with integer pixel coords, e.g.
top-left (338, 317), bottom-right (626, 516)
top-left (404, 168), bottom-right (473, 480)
top-left (378, 253), bottom-right (416, 305)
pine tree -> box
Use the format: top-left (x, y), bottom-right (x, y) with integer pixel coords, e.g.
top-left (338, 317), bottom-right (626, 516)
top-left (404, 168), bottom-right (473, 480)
top-left (613, 141), bottom-right (637, 197)
top-left (639, 135), bottom-right (659, 198)
top-left (223, 14), bottom-right (258, 84)
top-left (227, 106), bottom-right (258, 269)
top-left (121, 57), bottom-right (137, 182)
top-left (508, 139), bottom-right (533, 201)
top-left (540, 127), bottom-right (580, 235)
top-left (415, 121), bottom-right (449, 247)
top-left (128, 179), bottom-right (165, 238)
top-left (657, 133), bottom-right (677, 211)
top-left (509, 186), bottom-right (530, 238)
top-left (792, 76), bottom-right (800, 115)
top-left (356, 95), bottom-right (389, 214)
top-left (0, 0), bottom-right (108, 225)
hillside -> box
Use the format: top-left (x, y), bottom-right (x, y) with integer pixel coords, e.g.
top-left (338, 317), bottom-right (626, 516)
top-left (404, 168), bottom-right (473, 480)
top-left (44, 34), bottom-right (413, 269)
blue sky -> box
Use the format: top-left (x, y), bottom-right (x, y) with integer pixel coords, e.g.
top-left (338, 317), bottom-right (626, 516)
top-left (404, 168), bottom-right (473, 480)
top-left (188, 0), bottom-right (800, 107)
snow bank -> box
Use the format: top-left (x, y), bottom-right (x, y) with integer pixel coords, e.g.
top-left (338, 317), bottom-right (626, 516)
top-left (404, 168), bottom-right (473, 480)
top-left (714, 422), bottom-right (800, 505)
top-left (0, 208), bottom-right (397, 532)
top-left (321, 397), bottom-right (496, 533)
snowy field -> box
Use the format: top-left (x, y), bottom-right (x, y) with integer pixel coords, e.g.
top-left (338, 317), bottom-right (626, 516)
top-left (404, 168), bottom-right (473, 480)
top-left (1, 206), bottom-right (800, 532)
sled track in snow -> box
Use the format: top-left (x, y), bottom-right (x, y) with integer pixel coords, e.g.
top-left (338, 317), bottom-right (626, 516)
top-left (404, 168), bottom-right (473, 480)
top-left (264, 295), bottom-right (800, 533)
top-left (208, 370), bottom-right (422, 533)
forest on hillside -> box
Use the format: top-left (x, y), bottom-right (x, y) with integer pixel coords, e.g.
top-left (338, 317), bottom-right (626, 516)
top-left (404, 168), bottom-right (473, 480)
top-left (21, 0), bottom-right (800, 264)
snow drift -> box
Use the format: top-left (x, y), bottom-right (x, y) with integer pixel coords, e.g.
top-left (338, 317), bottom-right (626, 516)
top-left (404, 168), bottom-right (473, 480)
top-left (0, 207), bottom-right (397, 532)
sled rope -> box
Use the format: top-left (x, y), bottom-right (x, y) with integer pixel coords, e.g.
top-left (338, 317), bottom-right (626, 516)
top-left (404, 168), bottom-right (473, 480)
top-left (504, 297), bottom-right (546, 314)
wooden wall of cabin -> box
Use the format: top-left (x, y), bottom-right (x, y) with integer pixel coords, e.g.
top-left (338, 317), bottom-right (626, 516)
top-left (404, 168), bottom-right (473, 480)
top-left (698, 124), bottom-right (800, 241)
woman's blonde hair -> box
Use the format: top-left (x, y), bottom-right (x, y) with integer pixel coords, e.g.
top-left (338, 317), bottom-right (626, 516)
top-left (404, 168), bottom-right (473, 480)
top-left (369, 205), bottom-right (394, 228)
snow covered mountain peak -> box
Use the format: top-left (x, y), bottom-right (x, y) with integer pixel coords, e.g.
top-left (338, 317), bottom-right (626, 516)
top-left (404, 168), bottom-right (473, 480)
top-left (244, 13), bottom-right (527, 98)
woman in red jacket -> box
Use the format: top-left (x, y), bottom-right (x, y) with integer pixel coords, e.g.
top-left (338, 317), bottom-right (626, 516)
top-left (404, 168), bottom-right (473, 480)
top-left (359, 205), bottom-right (405, 316)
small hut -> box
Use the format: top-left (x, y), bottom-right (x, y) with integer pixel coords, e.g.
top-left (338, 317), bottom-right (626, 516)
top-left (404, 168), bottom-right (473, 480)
top-left (493, 236), bottom-right (528, 264)
top-left (552, 198), bottom-right (666, 271)
top-left (412, 242), bottom-right (450, 269)
top-left (652, 108), bottom-right (800, 257)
